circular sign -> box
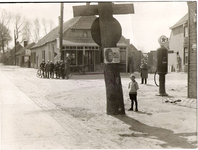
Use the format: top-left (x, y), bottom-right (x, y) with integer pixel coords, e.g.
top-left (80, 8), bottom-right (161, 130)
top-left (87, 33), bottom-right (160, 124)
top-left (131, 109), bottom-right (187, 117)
top-left (158, 35), bottom-right (168, 46)
top-left (91, 17), bottom-right (122, 46)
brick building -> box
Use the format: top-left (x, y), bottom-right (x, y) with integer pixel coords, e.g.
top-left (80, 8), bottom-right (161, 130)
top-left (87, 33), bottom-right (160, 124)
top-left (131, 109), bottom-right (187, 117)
top-left (187, 1), bottom-right (197, 98)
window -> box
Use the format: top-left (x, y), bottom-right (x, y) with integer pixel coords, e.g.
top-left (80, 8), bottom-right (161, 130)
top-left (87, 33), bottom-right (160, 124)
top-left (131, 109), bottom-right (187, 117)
top-left (42, 51), bottom-right (45, 60)
top-left (184, 47), bottom-right (188, 65)
top-left (120, 51), bottom-right (126, 63)
top-left (184, 26), bottom-right (188, 37)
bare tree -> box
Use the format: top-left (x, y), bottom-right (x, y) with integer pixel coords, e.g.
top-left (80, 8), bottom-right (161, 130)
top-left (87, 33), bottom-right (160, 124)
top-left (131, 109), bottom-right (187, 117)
top-left (42, 18), bottom-right (48, 35)
top-left (22, 19), bottom-right (31, 42)
top-left (0, 8), bottom-right (12, 53)
top-left (0, 23), bottom-right (12, 53)
top-left (13, 13), bottom-right (27, 43)
top-left (41, 18), bottom-right (55, 35)
top-left (49, 19), bottom-right (55, 31)
top-left (30, 18), bottom-right (40, 43)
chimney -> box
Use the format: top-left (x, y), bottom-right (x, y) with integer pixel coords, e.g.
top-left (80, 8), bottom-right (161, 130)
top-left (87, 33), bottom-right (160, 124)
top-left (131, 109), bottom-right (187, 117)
top-left (24, 40), bottom-right (28, 47)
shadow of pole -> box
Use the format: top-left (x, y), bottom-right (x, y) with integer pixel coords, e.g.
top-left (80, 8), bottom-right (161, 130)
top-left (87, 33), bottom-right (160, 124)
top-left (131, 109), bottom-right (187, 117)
top-left (114, 115), bottom-right (197, 148)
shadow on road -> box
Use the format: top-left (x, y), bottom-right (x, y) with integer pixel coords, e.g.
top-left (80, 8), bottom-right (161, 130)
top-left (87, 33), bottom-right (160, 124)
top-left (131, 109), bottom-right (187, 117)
top-left (135, 111), bottom-right (152, 115)
top-left (114, 115), bottom-right (197, 148)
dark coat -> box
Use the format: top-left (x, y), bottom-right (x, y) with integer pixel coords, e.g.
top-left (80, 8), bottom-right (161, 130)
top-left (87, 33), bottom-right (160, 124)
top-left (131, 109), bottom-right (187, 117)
top-left (50, 62), bottom-right (54, 71)
top-left (45, 62), bottom-right (50, 71)
top-left (140, 63), bottom-right (148, 78)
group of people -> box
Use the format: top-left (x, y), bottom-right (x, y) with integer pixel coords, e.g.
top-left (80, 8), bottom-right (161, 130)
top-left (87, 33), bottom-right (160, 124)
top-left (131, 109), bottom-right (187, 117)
top-left (40, 58), bottom-right (71, 79)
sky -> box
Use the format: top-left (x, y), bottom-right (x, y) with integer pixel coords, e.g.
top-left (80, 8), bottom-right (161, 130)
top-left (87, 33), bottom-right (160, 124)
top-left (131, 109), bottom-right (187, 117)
top-left (0, 2), bottom-right (188, 53)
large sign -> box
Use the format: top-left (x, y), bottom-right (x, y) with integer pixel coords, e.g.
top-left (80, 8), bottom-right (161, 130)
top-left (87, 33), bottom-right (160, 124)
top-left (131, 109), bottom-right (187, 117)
top-left (91, 17), bottom-right (122, 46)
top-left (104, 48), bottom-right (120, 63)
top-left (25, 49), bottom-right (31, 56)
top-left (24, 56), bottom-right (29, 62)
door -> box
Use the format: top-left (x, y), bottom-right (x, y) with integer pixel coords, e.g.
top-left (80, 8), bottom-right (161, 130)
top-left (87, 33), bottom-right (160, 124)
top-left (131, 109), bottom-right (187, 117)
top-left (85, 50), bottom-right (94, 72)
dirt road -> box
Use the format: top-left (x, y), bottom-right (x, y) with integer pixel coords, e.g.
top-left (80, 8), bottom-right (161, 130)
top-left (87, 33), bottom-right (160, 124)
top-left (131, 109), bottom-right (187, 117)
top-left (0, 65), bottom-right (197, 149)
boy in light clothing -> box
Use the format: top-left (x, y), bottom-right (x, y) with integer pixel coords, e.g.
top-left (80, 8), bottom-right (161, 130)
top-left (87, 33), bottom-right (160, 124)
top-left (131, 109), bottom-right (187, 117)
top-left (128, 74), bottom-right (139, 111)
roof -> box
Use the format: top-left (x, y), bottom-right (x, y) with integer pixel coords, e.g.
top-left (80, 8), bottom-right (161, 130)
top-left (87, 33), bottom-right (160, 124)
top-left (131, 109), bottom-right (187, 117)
top-left (62, 39), bottom-right (127, 47)
top-left (16, 42), bottom-right (35, 55)
top-left (32, 16), bottom-right (97, 49)
top-left (70, 16), bottom-right (96, 29)
top-left (170, 13), bottom-right (188, 29)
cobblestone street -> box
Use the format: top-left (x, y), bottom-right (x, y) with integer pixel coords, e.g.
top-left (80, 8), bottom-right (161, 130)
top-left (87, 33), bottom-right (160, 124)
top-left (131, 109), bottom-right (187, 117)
top-left (0, 64), bottom-right (197, 149)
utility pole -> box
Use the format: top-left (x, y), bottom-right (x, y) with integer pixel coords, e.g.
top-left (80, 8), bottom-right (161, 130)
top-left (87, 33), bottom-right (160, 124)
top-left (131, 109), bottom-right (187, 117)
top-left (14, 30), bottom-right (16, 66)
top-left (59, 3), bottom-right (64, 61)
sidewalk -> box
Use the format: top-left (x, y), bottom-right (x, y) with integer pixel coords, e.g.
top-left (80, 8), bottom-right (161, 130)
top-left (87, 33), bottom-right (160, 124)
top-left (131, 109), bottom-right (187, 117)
top-left (0, 70), bottom-right (79, 149)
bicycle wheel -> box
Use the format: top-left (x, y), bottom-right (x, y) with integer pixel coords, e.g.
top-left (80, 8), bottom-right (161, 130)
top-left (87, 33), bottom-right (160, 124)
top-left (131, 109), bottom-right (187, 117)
top-left (36, 69), bottom-right (41, 78)
top-left (68, 70), bottom-right (72, 78)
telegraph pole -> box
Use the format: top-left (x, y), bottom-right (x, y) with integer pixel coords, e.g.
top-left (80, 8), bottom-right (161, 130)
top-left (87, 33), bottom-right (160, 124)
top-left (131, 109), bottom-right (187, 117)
top-left (14, 30), bottom-right (16, 66)
top-left (59, 3), bottom-right (64, 61)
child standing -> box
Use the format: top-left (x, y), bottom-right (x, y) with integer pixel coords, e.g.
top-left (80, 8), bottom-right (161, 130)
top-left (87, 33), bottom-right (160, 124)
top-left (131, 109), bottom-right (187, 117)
top-left (128, 74), bottom-right (139, 111)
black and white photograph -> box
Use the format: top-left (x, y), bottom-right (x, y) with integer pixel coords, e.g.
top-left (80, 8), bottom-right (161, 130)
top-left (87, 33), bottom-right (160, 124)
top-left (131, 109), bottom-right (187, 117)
top-left (0, 1), bottom-right (197, 149)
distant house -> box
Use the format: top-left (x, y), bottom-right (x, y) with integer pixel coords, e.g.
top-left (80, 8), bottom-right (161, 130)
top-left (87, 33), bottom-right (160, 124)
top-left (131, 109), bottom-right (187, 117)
top-left (15, 41), bottom-right (35, 67)
top-left (128, 44), bottom-right (143, 73)
top-left (30, 16), bottom-right (130, 72)
top-left (4, 42), bottom-right (23, 65)
top-left (169, 14), bottom-right (188, 72)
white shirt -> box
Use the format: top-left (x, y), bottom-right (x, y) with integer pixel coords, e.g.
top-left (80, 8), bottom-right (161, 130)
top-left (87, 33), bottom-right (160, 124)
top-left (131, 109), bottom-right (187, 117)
top-left (128, 80), bottom-right (139, 94)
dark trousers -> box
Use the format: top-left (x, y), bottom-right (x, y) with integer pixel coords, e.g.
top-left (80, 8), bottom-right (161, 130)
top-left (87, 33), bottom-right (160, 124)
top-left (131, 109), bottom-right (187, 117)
top-left (141, 78), bottom-right (147, 84)
top-left (55, 71), bottom-right (59, 78)
top-left (50, 71), bottom-right (54, 78)
top-left (129, 93), bottom-right (138, 110)
top-left (46, 71), bottom-right (50, 78)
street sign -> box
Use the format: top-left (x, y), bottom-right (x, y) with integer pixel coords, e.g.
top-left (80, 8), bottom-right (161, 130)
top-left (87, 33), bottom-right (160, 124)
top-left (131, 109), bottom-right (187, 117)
top-left (91, 17), bottom-right (122, 46)
top-left (104, 47), bottom-right (120, 63)
top-left (25, 49), bottom-right (31, 56)
top-left (73, 3), bottom-right (134, 17)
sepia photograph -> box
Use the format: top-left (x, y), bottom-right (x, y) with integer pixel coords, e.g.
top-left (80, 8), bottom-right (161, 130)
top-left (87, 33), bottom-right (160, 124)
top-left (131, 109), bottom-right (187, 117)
top-left (0, 1), bottom-right (197, 149)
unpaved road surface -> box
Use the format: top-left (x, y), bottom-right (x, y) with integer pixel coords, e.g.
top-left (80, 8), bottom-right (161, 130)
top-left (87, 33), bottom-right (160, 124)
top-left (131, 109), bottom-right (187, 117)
top-left (1, 65), bottom-right (197, 149)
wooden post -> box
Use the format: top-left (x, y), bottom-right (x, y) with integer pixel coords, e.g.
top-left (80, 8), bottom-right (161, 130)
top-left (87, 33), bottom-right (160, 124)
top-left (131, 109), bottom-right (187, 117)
top-left (73, 2), bottom-right (134, 115)
top-left (59, 3), bottom-right (64, 61)
top-left (98, 3), bottom-right (125, 115)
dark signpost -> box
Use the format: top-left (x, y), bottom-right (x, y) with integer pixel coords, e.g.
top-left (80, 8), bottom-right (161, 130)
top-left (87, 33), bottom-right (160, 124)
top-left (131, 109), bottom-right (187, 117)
top-left (73, 3), bottom-right (134, 115)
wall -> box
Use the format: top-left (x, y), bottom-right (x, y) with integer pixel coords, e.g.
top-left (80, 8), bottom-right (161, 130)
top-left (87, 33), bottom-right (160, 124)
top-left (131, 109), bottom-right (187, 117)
top-left (169, 26), bottom-right (185, 71)
top-left (187, 1), bottom-right (197, 98)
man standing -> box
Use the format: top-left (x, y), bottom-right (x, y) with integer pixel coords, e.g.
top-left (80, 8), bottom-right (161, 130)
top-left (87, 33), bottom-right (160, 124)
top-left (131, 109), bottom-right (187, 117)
top-left (40, 59), bottom-right (46, 78)
top-left (45, 60), bottom-right (50, 79)
top-left (60, 60), bottom-right (65, 79)
top-left (140, 59), bottom-right (148, 84)
top-left (50, 61), bottom-right (54, 79)
top-left (65, 54), bottom-right (71, 79)
top-left (54, 61), bottom-right (60, 79)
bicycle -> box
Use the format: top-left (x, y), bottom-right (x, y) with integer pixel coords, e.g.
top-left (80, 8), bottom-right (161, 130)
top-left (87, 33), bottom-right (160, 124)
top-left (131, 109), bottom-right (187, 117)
top-left (70, 65), bottom-right (86, 75)
top-left (36, 68), bottom-right (45, 78)
top-left (36, 68), bottom-right (42, 78)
